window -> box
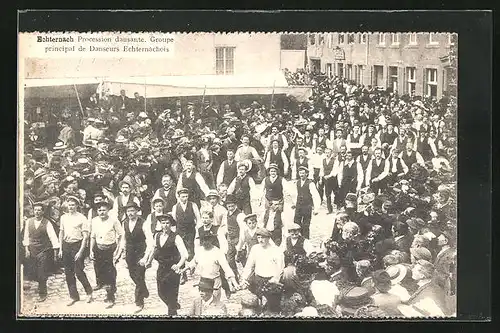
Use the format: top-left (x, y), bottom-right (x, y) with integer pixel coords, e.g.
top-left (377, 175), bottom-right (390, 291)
top-left (338, 33), bottom-right (345, 44)
top-left (409, 33), bottom-right (417, 45)
top-left (327, 34), bottom-right (333, 48)
top-left (388, 66), bottom-right (398, 92)
top-left (373, 65), bottom-right (384, 87)
top-left (425, 68), bottom-right (438, 97)
top-left (448, 33), bottom-right (456, 45)
top-left (358, 33), bottom-right (367, 44)
top-left (429, 33), bottom-right (439, 45)
top-left (391, 33), bottom-right (400, 45)
top-left (378, 33), bottom-right (386, 45)
top-left (347, 33), bottom-right (355, 44)
top-left (355, 65), bottom-right (364, 84)
top-left (406, 67), bottom-right (416, 95)
top-left (319, 34), bottom-right (325, 45)
top-left (346, 64), bottom-right (353, 80)
top-left (309, 34), bottom-right (316, 45)
top-left (337, 63), bottom-right (344, 77)
top-left (215, 47), bottom-right (234, 75)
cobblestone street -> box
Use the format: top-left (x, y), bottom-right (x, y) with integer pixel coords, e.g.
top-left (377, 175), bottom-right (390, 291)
top-left (19, 183), bottom-right (337, 317)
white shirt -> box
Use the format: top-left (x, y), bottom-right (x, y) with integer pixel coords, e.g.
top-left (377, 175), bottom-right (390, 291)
top-left (310, 280), bottom-right (340, 307)
top-left (90, 215), bottom-right (124, 246)
top-left (336, 160), bottom-right (364, 190)
top-left (60, 212), bottom-right (89, 243)
top-left (291, 178), bottom-right (322, 210)
top-left (188, 246), bottom-right (234, 279)
top-left (242, 243), bottom-right (284, 280)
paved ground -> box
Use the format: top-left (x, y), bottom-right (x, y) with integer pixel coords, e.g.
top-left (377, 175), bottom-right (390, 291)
top-left (19, 182), bottom-right (337, 317)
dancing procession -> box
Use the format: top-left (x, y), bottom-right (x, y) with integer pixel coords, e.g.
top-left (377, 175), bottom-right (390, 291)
top-left (19, 32), bottom-right (457, 318)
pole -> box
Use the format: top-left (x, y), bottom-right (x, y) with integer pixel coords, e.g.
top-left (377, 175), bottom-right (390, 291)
top-left (73, 84), bottom-right (85, 118)
top-left (270, 80), bottom-right (276, 111)
top-left (201, 85), bottom-right (207, 115)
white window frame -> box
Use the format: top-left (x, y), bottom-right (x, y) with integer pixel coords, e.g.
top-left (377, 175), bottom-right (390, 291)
top-left (425, 68), bottom-right (438, 97)
top-left (326, 63), bottom-right (333, 78)
top-left (406, 67), bottom-right (416, 94)
top-left (391, 33), bottom-right (400, 45)
top-left (378, 33), bottom-right (386, 45)
top-left (409, 32), bottom-right (417, 45)
top-left (327, 33), bottom-right (333, 48)
top-left (429, 32), bottom-right (439, 45)
top-left (215, 46), bottom-right (235, 75)
top-left (360, 33), bottom-right (367, 44)
top-left (347, 33), bottom-right (355, 44)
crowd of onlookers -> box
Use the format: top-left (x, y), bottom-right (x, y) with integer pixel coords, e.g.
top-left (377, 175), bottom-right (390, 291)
top-left (21, 68), bottom-right (457, 317)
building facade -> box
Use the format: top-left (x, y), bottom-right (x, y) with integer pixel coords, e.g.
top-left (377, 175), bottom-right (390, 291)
top-left (25, 33), bottom-right (282, 79)
top-left (306, 32), bottom-right (457, 99)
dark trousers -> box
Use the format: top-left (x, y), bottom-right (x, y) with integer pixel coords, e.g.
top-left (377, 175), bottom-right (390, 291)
top-left (28, 248), bottom-right (53, 297)
top-left (157, 264), bottom-right (181, 315)
top-left (237, 199), bottom-right (252, 215)
top-left (271, 228), bottom-right (283, 247)
top-left (293, 206), bottom-right (312, 239)
top-left (93, 244), bottom-right (117, 301)
top-left (62, 240), bottom-right (92, 300)
top-left (126, 251), bottom-right (149, 306)
top-left (370, 178), bottom-right (387, 195)
top-left (313, 168), bottom-right (324, 202)
top-left (323, 177), bottom-right (336, 213)
top-left (227, 238), bottom-right (239, 282)
top-left (332, 177), bottom-right (343, 207)
top-left (178, 231), bottom-right (195, 262)
top-left (339, 180), bottom-right (356, 206)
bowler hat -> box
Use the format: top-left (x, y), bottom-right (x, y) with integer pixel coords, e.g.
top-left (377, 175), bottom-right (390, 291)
top-left (225, 194), bottom-right (237, 205)
top-left (95, 201), bottom-right (112, 210)
top-left (298, 166), bottom-right (309, 173)
top-left (125, 202), bottom-right (140, 210)
top-left (157, 213), bottom-right (176, 225)
top-left (197, 277), bottom-right (215, 291)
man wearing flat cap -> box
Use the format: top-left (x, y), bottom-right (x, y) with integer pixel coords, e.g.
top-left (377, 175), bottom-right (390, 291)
top-left (23, 202), bottom-right (60, 302)
top-left (117, 202), bottom-right (154, 313)
top-left (260, 163), bottom-right (290, 209)
top-left (291, 166), bottom-right (321, 239)
top-left (240, 228), bottom-right (284, 300)
top-left (188, 277), bottom-right (228, 316)
top-left (112, 176), bottom-right (141, 223)
top-left (291, 147), bottom-right (313, 181)
top-left (227, 159), bottom-right (256, 215)
top-left (58, 196), bottom-right (93, 306)
top-left (283, 223), bottom-right (316, 265)
top-left (264, 139), bottom-right (289, 179)
top-left (171, 187), bottom-right (201, 284)
top-left (89, 201), bottom-right (124, 308)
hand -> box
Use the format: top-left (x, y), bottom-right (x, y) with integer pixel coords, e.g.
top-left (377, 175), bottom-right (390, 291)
top-left (74, 250), bottom-right (83, 262)
top-left (228, 277), bottom-right (239, 291)
top-left (89, 251), bottom-right (95, 261)
top-left (171, 263), bottom-right (181, 273)
top-left (240, 279), bottom-right (250, 289)
top-left (58, 249), bottom-right (63, 260)
top-left (138, 257), bottom-right (147, 267)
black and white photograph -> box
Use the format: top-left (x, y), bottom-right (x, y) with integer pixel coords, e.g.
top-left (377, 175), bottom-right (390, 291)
top-left (18, 31), bottom-right (458, 318)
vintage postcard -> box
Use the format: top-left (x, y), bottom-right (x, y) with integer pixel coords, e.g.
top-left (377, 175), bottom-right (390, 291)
top-left (18, 31), bottom-right (457, 318)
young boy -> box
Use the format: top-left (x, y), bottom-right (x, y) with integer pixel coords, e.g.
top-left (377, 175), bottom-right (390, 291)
top-left (235, 213), bottom-right (260, 267)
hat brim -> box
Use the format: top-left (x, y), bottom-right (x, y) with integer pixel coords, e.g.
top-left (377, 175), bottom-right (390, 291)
top-left (387, 264), bottom-right (408, 285)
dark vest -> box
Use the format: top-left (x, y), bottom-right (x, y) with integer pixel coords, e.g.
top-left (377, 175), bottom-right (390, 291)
top-left (417, 139), bottom-right (433, 161)
top-left (350, 133), bottom-right (362, 144)
top-left (296, 179), bottom-right (313, 207)
top-left (304, 137), bottom-right (314, 149)
top-left (157, 187), bottom-right (177, 213)
top-left (222, 160), bottom-right (237, 186)
top-left (265, 176), bottom-right (283, 201)
top-left (388, 158), bottom-right (404, 174)
top-left (149, 212), bottom-right (162, 234)
top-left (227, 209), bottom-right (241, 241)
top-left (370, 158), bottom-right (386, 179)
top-left (154, 232), bottom-right (180, 268)
top-left (401, 150), bottom-right (417, 168)
top-left (323, 157), bottom-right (335, 176)
top-left (269, 134), bottom-right (285, 149)
top-left (197, 225), bottom-right (220, 248)
top-left (28, 218), bottom-right (52, 255)
top-left (234, 175), bottom-right (250, 202)
top-left (117, 195), bottom-right (136, 222)
top-left (90, 208), bottom-right (98, 219)
top-left (286, 236), bottom-right (306, 257)
top-left (174, 202), bottom-right (196, 235)
top-left (358, 154), bottom-right (371, 171)
top-left (315, 136), bottom-right (327, 148)
top-left (182, 171), bottom-right (202, 202)
top-left (269, 149), bottom-right (285, 174)
top-left (124, 217), bottom-right (147, 257)
top-left (342, 161), bottom-right (358, 185)
top-left (381, 131), bottom-right (398, 145)
top-left (363, 132), bottom-right (376, 146)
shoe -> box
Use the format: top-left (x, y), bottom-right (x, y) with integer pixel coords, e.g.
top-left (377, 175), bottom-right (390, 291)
top-left (134, 304), bottom-right (144, 313)
top-left (67, 299), bottom-right (79, 307)
top-left (105, 300), bottom-right (115, 309)
top-left (86, 294), bottom-right (94, 303)
top-left (93, 284), bottom-right (103, 291)
top-left (37, 295), bottom-right (47, 302)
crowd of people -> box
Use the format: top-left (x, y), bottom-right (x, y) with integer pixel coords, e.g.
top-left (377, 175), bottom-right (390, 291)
top-left (21, 69), bottom-right (457, 317)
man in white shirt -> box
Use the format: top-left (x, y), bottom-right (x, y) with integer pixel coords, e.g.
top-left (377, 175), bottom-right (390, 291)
top-left (240, 228), bottom-right (285, 301)
top-left (23, 202), bottom-right (60, 302)
top-left (58, 196), bottom-right (93, 306)
top-left (205, 190), bottom-right (228, 230)
top-left (176, 159), bottom-right (210, 209)
top-left (310, 145), bottom-right (325, 202)
top-left (365, 147), bottom-right (389, 195)
top-left (264, 139), bottom-right (289, 178)
top-left (291, 166), bottom-right (321, 239)
top-left (227, 160), bottom-right (256, 214)
top-left (112, 178), bottom-right (141, 223)
top-left (319, 147), bottom-right (339, 214)
top-left (89, 201), bottom-right (124, 308)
